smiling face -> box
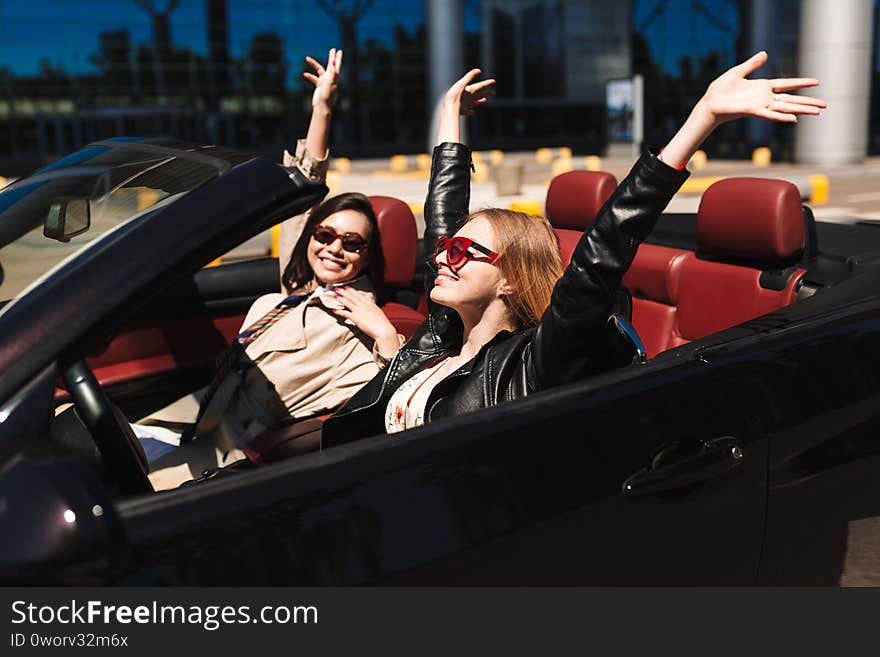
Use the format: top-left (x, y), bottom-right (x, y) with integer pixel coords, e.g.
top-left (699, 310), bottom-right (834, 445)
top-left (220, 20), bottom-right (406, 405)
top-left (307, 209), bottom-right (372, 286)
top-left (430, 215), bottom-right (509, 313)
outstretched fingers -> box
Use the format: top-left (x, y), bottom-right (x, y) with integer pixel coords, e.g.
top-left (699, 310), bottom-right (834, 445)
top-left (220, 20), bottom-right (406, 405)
top-left (467, 78), bottom-right (496, 94)
top-left (453, 68), bottom-right (483, 92)
top-left (755, 106), bottom-right (798, 123)
top-left (773, 92), bottom-right (826, 107)
top-left (735, 50), bottom-right (768, 76)
top-left (768, 86), bottom-right (826, 119)
top-left (770, 100), bottom-right (822, 115)
top-left (327, 48), bottom-right (337, 73)
top-left (305, 55), bottom-right (324, 76)
top-left (771, 78), bottom-right (820, 92)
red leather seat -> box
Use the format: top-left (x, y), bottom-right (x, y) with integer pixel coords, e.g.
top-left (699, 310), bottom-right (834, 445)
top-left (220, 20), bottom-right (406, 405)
top-left (545, 171), bottom-right (618, 265)
top-left (672, 178), bottom-right (807, 344)
top-left (625, 178), bottom-right (807, 357)
top-left (369, 195), bottom-right (425, 338)
top-left (623, 245), bottom-right (688, 357)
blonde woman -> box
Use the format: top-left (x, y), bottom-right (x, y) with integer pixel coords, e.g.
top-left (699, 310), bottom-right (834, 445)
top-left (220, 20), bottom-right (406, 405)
top-left (322, 52), bottom-right (825, 444)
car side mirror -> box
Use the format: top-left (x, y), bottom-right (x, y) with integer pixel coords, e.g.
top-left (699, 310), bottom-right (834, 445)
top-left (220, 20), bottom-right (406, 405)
top-left (0, 456), bottom-right (125, 584)
top-left (44, 196), bottom-right (91, 242)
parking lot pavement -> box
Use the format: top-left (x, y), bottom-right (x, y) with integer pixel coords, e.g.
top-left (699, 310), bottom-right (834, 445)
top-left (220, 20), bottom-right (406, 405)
top-left (331, 151), bottom-right (880, 232)
top-left (9, 152), bottom-right (880, 271)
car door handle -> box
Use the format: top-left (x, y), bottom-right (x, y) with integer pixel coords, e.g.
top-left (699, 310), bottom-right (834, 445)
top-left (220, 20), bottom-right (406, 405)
top-left (622, 437), bottom-right (744, 497)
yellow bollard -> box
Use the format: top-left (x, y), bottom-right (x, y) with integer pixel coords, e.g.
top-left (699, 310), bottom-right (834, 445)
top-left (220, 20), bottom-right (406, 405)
top-left (270, 224), bottom-right (281, 258)
top-left (508, 200), bottom-right (543, 216)
top-left (689, 150), bottom-right (708, 171)
top-left (416, 153), bottom-right (431, 171)
top-left (551, 157), bottom-right (574, 177)
top-left (326, 171), bottom-right (341, 196)
top-left (752, 147), bottom-right (771, 167)
top-left (332, 157), bottom-right (351, 174)
top-left (558, 146), bottom-right (573, 159)
top-left (585, 155), bottom-right (602, 171)
top-left (471, 151), bottom-right (483, 164)
top-left (535, 148), bottom-right (553, 164)
top-left (473, 161), bottom-right (490, 182)
top-left (389, 154), bottom-right (408, 173)
top-left (808, 174), bottom-right (829, 205)
top-left (489, 150), bottom-right (504, 165)
top-left (137, 189), bottom-right (160, 211)
top-left (678, 176), bottom-right (724, 194)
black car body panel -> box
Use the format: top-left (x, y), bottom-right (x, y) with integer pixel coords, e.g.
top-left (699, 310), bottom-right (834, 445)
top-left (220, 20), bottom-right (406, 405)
top-left (3, 140), bottom-right (880, 585)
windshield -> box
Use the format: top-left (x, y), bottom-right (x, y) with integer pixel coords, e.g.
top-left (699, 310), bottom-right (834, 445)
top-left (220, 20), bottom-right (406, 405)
top-left (0, 144), bottom-right (223, 302)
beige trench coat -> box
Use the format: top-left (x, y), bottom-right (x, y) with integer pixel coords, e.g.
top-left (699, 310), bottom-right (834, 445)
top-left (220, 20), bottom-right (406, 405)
top-left (140, 142), bottom-right (396, 490)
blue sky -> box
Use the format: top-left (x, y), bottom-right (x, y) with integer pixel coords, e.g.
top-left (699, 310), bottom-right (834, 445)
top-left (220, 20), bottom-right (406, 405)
top-left (0, 0), bottom-right (477, 80)
top-left (2, 0), bottom-right (825, 82)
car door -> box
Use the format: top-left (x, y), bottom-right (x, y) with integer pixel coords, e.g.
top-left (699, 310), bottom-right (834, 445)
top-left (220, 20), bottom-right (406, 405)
top-left (756, 296), bottom-right (880, 585)
top-left (81, 257), bottom-right (280, 419)
top-left (111, 335), bottom-right (771, 585)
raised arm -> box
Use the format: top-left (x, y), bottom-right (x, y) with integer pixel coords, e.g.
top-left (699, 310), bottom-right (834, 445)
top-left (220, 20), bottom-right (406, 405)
top-left (659, 51), bottom-right (824, 168)
top-left (303, 48), bottom-right (342, 159)
top-left (530, 51), bottom-right (825, 388)
top-left (424, 70), bottom-right (495, 316)
top-left (278, 49), bottom-right (342, 279)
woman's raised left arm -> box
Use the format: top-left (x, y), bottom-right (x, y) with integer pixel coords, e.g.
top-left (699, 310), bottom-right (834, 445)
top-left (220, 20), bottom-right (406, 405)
top-left (658, 51), bottom-right (824, 168)
top-left (529, 51), bottom-right (825, 389)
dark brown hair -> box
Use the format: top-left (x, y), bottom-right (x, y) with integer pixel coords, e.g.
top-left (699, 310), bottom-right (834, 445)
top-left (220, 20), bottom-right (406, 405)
top-left (282, 192), bottom-right (385, 294)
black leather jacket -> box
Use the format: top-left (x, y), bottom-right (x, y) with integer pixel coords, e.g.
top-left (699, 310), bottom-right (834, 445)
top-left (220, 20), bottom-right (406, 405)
top-left (322, 142), bottom-right (689, 446)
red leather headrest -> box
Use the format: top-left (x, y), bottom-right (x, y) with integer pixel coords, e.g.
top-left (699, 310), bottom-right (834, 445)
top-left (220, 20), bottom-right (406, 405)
top-left (623, 245), bottom-right (688, 305)
top-left (369, 195), bottom-right (417, 288)
top-left (545, 171), bottom-right (618, 230)
top-left (697, 178), bottom-right (805, 263)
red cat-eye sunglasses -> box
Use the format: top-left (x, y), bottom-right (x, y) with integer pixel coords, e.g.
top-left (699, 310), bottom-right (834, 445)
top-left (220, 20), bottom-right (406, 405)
top-left (433, 236), bottom-right (500, 272)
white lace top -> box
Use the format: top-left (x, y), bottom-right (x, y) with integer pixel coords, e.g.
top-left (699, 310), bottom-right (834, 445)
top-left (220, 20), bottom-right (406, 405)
top-left (384, 360), bottom-right (449, 433)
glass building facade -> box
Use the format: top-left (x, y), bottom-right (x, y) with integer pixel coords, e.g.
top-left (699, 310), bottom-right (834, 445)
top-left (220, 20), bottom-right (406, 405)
top-left (0, 0), bottom-right (879, 172)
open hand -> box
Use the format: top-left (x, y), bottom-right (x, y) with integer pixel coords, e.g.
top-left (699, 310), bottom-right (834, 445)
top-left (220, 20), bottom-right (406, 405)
top-left (444, 68), bottom-right (496, 116)
top-left (332, 286), bottom-right (401, 358)
top-left (699, 51), bottom-right (826, 125)
top-left (304, 48), bottom-right (342, 111)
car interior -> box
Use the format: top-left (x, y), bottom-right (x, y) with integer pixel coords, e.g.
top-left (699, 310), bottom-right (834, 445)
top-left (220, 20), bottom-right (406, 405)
top-left (44, 168), bottom-right (879, 496)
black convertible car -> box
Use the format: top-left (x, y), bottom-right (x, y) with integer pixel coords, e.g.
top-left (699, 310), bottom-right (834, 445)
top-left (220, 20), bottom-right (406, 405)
top-left (2, 138), bottom-right (880, 585)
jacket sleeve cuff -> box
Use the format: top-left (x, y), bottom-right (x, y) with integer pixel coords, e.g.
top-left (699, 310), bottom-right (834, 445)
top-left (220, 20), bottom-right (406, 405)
top-left (641, 147), bottom-right (691, 188)
top-left (433, 142), bottom-right (472, 160)
top-left (372, 333), bottom-right (406, 369)
top-left (283, 139), bottom-right (330, 182)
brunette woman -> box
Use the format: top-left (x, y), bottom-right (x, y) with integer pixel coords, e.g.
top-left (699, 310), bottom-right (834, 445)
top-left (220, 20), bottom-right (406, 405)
top-left (138, 49), bottom-right (402, 489)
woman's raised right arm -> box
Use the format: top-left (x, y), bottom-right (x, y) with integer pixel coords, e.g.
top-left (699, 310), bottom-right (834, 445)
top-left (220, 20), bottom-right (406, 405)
top-left (278, 49), bottom-right (342, 281)
top-left (424, 70), bottom-right (495, 315)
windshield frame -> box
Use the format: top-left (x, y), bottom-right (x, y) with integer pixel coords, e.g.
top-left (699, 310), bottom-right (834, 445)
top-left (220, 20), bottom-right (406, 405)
top-left (0, 145), bottom-right (326, 407)
top-left (0, 140), bottom-right (232, 302)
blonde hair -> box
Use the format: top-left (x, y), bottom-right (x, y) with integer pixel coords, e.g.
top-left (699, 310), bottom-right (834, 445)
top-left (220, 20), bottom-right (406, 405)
top-left (466, 208), bottom-right (563, 327)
